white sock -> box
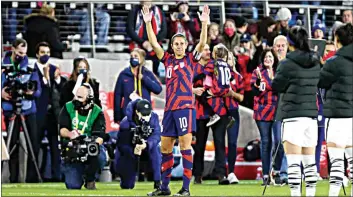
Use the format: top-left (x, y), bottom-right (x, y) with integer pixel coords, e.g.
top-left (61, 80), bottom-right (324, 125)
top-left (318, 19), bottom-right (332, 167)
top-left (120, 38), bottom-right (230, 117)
top-left (345, 147), bottom-right (353, 197)
top-left (302, 155), bottom-right (317, 197)
top-left (287, 154), bottom-right (302, 197)
top-left (328, 147), bottom-right (345, 197)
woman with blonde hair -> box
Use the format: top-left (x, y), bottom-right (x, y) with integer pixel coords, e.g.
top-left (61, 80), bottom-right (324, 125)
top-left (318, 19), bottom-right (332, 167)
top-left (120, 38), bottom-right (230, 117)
top-left (60, 57), bottom-right (101, 107)
top-left (113, 48), bottom-right (162, 123)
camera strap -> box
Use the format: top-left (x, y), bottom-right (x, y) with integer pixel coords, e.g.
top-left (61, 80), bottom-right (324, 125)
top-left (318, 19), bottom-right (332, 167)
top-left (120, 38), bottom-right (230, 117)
top-left (75, 109), bottom-right (92, 134)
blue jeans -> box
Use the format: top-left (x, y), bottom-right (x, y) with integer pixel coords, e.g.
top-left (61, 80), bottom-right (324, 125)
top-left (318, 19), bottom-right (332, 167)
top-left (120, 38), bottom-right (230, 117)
top-left (276, 121), bottom-right (288, 179)
top-left (256, 120), bottom-right (284, 176)
top-left (2, 7), bottom-right (32, 43)
top-left (61, 145), bottom-right (107, 189)
top-left (227, 109), bottom-right (240, 174)
top-left (69, 8), bottom-right (110, 45)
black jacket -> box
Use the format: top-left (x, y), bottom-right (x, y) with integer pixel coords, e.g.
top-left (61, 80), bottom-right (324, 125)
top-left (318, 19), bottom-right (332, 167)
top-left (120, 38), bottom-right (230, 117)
top-left (318, 44), bottom-right (353, 118)
top-left (60, 78), bottom-right (101, 108)
top-left (272, 50), bottom-right (321, 120)
top-left (24, 14), bottom-right (66, 59)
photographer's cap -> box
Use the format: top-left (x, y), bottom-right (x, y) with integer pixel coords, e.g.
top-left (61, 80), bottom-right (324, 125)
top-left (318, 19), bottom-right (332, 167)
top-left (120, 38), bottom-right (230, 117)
top-left (136, 99), bottom-right (152, 116)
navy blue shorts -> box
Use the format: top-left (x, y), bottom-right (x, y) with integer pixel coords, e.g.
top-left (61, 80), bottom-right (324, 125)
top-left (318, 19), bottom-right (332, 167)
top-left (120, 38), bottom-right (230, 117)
top-left (162, 109), bottom-right (196, 137)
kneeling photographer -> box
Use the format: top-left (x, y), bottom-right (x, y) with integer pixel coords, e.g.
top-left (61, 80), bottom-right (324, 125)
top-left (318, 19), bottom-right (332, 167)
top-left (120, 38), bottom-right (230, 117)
top-left (2, 38), bottom-right (42, 183)
top-left (59, 84), bottom-right (106, 190)
top-left (116, 99), bottom-right (161, 190)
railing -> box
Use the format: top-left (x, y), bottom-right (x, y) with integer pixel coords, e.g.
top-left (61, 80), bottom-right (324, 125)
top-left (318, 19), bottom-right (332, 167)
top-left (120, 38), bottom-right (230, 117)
top-left (266, 2), bottom-right (350, 40)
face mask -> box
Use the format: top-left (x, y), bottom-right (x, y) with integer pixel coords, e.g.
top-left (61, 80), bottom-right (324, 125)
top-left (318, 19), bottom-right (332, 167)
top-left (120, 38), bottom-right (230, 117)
top-left (39, 54), bottom-right (50, 64)
top-left (14, 54), bottom-right (24, 65)
top-left (224, 27), bottom-right (235, 37)
top-left (78, 69), bottom-right (88, 76)
top-left (73, 99), bottom-right (84, 110)
top-left (130, 58), bottom-right (140, 68)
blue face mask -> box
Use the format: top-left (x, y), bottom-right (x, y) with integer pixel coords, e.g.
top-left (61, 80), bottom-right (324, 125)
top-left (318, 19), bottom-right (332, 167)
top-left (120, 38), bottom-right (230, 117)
top-left (39, 54), bottom-right (50, 64)
top-left (130, 58), bottom-right (140, 67)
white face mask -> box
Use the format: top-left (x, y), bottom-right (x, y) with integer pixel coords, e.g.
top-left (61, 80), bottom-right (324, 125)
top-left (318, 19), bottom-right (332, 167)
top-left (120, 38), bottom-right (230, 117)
top-left (136, 111), bottom-right (152, 123)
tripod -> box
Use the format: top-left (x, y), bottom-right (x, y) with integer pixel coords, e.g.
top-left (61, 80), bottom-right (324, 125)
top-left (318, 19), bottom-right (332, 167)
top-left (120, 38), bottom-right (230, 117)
top-left (5, 103), bottom-right (42, 183)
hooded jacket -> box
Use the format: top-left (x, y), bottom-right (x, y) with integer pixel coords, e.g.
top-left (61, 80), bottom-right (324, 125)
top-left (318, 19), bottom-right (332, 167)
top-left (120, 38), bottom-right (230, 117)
top-left (114, 66), bottom-right (162, 122)
top-left (1, 51), bottom-right (42, 116)
top-left (272, 50), bottom-right (321, 120)
top-left (318, 44), bottom-right (353, 118)
top-left (117, 99), bottom-right (161, 157)
top-left (24, 14), bottom-right (66, 59)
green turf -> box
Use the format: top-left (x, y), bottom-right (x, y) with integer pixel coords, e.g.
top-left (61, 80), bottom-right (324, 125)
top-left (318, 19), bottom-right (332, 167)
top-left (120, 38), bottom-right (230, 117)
top-left (1, 180), bottom-right (351, 196)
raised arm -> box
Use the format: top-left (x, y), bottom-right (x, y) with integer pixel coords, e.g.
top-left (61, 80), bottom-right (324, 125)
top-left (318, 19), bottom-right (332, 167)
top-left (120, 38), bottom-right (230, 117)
top-left (194, 5), bottom-right (210, 53)
top-left (142, 6), bottom-right (165, 60)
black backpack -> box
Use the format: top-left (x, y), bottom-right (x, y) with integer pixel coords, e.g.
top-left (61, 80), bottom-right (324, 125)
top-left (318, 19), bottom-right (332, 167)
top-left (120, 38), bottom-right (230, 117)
top-left (243, 140), bottom-right (261, 162)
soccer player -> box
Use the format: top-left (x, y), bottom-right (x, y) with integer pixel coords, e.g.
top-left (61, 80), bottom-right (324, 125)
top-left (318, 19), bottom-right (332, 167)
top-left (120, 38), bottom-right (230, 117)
top-left (142, 4), bottom-right (210, 196)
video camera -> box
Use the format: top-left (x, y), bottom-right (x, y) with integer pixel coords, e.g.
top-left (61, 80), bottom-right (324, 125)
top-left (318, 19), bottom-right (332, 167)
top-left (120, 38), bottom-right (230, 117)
top-left (131, 123), bottom-right (153, 146)
top-left (61, 135), bottom-right (99, 163)
top-left (2, 64), bottom-right (38, 102)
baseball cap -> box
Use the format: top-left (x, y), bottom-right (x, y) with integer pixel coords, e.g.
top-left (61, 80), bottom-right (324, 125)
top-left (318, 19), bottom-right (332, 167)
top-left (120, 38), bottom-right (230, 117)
top-left (136, 99), bottom-right (152, 116)
top-left (240, 33), bottom-right (251, 43)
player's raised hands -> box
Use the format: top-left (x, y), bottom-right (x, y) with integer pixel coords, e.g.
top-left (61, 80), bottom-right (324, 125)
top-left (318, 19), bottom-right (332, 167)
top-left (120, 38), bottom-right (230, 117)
top-left (197, 5), bottom-right (210, 23)
top-left (141, 5), bottom-right (153, 23)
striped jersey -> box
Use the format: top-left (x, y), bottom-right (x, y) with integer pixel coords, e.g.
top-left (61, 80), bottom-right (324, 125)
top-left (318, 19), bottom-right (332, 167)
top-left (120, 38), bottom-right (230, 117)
top-left (225, 70), bottom-right (244, 110)
top-left (162, 51), bottom-right (201, 111)
top-left (193, 63), bottom-right (211, 119)
top-left (251, 66), bottom-right (278, 121)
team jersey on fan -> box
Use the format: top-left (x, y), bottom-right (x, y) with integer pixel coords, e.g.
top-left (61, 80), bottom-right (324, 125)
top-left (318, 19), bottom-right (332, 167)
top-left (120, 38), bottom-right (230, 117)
top-left (225, 71), bottom-right (244, 110)
top-left (204, 59), bottom-right (231, 97)
top-left (193, 63), bottom-right (210, 119)
top-left (162, 51), bottom-right (201, 111)
top-left (251, 66), bottom-right (278, 121)
top-left (204, 60), bottom-right (229, 116)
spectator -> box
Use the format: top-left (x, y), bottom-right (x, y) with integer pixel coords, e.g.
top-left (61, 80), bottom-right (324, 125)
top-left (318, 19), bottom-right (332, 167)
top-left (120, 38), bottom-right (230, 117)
top-left (220, 19), bottom-right (238, 53)
top-left (113, 48), bottom-right (162, 123)
top-left (168, 0), bottom-right (201, 52)
top-left (60, 57), bottom-right (101, 107)
top-left (342, 10), bottom-right (353, 24)
top-left (276, 7), bottom-right (292, 36)
top-left (24, 4), bottom-right (68, 59)
top-left (1, 39), bottom-right (42, 183)
top-left (251, 49), bottom-right (284, 186)
top-left (256, 16), bottom-right (277, 47)
top-left (273, 35), bottom-right (288, 61)
top-left (34, 42), bottom-right (67, 182)
top-left (126, 0), bottom-right (167, 76)
top-left (312, 19), bottom-right (326, 39)
top-left (234, 16), bottom-right (248, 35)
top-left (207, 22), bottom-right (221, 52)
top-left (236, 33), bottom-right (255, 109)
top-left (67, 4), bottom-right (110, 45)
top-left (225, 52), bottom-right (244, 184)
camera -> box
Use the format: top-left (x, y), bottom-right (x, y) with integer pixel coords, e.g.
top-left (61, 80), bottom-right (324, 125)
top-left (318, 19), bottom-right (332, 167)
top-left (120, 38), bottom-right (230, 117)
top-left (61, 135), bottom-right (99, 163)
top-left (131, 123), bottom-right (153, 146)
top-left (2, 64), bottom-right (38, 102)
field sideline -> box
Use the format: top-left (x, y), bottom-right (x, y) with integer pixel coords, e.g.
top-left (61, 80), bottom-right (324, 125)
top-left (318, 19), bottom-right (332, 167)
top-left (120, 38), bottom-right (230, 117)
top-left (1, 180), bottom-right (351, 196)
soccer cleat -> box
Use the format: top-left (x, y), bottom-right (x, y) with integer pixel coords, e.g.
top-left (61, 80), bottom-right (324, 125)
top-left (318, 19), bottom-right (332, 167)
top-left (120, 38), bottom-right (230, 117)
top-left (227, 172), bottom-right (239, 184)
top-left (147, 187), bottom-right (171, 196)
top-left (226, 116), bottom-right (235, 128)
top-left (173, 188), bottom-right (190, 196)
top-left (206, 114), bottom-right (221, 127)
top-left (218, 176), bottom-right (230, 185)
top-left (154, 181), bottom-right (161, 189)
top-left (273, 173), bottom-right (284, 186)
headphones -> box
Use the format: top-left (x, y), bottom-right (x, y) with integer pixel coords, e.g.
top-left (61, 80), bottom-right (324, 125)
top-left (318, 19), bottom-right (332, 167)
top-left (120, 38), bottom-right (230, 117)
top-left (81, 83), bottom-right (94, 104)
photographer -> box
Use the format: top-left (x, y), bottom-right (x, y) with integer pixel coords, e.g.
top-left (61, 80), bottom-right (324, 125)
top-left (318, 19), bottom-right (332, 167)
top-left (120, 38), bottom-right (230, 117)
top-left (59, 84), bottom-right (106, 189)
top-left (1, 38), bottom-right (42, 183)
top-left (116, 99), bottom-right (161, 190)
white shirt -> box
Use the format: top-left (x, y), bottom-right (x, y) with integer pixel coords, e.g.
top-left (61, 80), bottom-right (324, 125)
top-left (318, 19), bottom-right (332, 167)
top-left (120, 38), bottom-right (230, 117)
top-left (36, 61), bottom-right (61, 85)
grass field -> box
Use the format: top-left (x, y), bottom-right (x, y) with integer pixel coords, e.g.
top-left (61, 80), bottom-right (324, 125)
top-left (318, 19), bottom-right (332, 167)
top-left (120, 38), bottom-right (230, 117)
top-left (1, 180), bottom-right (351, 196)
